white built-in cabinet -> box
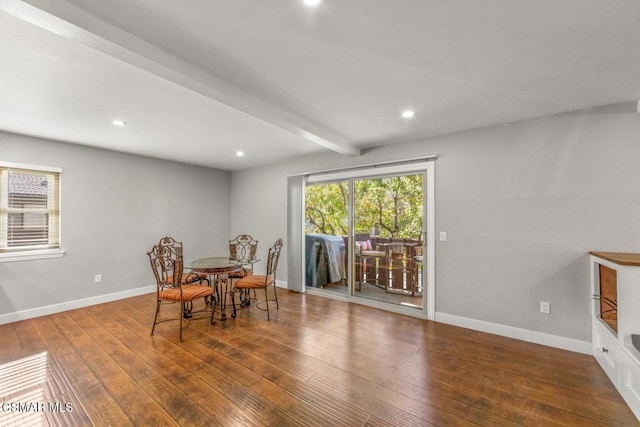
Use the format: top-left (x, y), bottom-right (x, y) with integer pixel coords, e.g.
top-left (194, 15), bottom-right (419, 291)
top-left (590, 252), bottom-right (640, 421)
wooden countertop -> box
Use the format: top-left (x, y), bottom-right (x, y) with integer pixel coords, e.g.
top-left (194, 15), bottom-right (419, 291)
top-left (590, 251), bottom-right (640, 266)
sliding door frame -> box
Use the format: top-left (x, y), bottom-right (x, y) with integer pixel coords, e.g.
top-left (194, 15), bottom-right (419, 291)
top-left (290, 158), bottom-right (435, 320)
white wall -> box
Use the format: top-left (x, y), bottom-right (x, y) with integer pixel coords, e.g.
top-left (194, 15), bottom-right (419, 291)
top-left (0, 131), bottom-right (231, 319)
top-left (230, 109), bottom-right (640, 343)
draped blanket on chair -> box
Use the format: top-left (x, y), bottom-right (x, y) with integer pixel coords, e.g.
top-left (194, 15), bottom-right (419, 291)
top-left (305, 234), bottom-right (345, 287)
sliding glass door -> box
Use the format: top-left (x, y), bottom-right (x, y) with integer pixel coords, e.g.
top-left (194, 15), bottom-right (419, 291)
top-left (301, 160), bottom-right (434, 318)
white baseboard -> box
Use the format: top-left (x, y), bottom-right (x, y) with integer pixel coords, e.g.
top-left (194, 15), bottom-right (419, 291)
top-left (0, 283), bottom-right (592, 356)
top-left (299, 289), bottom-right (589, 353)
top-left (1, 282), bottom-right (288, 326)
top-left (435, 312), bottom-right (591, 355)
top-left (0, 285), bottom-right (156, 325)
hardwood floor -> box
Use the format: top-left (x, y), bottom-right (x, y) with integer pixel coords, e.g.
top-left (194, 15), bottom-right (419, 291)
top-left (0, 291), bottom-right (637, 426)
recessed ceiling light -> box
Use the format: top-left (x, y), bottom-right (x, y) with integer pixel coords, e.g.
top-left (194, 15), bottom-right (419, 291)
top-left (401, 110), bottom-right (415, 119)
top-left (112, 119), bottom-right (127, 126)
top-left (236, 151), bottom-right (245, 157)
top-left (304, 0), bottom-right (322, 6)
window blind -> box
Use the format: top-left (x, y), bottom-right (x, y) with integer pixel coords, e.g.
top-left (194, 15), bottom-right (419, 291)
top-left (0, 165), bottom-right (60, 252)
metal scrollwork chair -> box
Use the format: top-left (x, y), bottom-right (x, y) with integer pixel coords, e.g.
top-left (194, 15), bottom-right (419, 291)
top-left (231, 238), bottom-right (283, 321)
top-left (228, 234), bottom-right (258, 282)
top-left (158, 236), bottom-right (211, 317)
top-left (148, 237), bottom-right (215, 341)
top-left (158, 236), bottom-right (209, 288)
top-left (228, 234), bottom-right (258, 306)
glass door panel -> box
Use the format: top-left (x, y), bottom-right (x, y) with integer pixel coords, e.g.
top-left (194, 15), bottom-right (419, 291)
top-left (353, 174), bottom-right (424, 308)
top-left (304, 181), bottom-right (350, 296)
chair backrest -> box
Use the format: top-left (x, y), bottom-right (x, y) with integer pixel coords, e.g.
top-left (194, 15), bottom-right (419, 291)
top-left (229, 234), bottom-right (258, 264)
top-left (266, 238), bottom-right (284, 279)
top-left (147, 241), bottom-right (184, 290)
top-left (158, 236), bottom-right (183, 256)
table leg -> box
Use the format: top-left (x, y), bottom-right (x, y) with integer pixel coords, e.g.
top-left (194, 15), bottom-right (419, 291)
top-left (216, 274), bottom-right (230, 320)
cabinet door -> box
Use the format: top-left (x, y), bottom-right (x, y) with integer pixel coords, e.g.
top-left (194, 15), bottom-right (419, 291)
top-left (593, 319), bottom-right (620, 386)
top-left (618, 350), bottom-right (640, 420)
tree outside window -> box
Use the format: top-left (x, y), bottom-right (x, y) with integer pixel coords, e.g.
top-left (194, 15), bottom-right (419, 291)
top-left (305, 174), bottom-right (423, 239)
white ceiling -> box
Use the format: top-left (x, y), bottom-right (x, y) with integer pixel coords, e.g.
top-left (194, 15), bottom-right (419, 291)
top-left (1, 0), bottom-right (640, 170)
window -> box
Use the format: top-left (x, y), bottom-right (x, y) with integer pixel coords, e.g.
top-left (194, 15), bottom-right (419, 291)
top-left (0, 162), bottom-right (63, 261)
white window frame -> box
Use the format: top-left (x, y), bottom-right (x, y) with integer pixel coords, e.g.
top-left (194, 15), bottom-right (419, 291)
top-left (0, 161), bottom-right (65, 262)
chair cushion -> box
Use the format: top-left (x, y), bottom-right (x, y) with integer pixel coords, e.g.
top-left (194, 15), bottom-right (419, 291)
top-left (355, 240), bottom-right (372, 253)
top-left (228, 268), bottom-right (253, 279)
top-left (234, 275), bottom-right (274, 289)
top-left (159, 284), bottom-right (213, 302)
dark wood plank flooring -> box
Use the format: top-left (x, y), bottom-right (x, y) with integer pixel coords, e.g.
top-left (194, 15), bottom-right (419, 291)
top-left (0, 291), bottom-right (637, 426)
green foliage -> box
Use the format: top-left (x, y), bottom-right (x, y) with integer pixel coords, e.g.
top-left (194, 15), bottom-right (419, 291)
top-left (305, 182), bottom-right (348, 236)
top-left (305, 174), bottom-right (423, 238)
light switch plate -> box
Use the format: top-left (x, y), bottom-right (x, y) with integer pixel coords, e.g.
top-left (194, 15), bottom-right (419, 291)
top-left (439, 232), bottom-right (447, 242)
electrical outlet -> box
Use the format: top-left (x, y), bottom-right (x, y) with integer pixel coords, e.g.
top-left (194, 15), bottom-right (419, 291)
top-left (94, 274), bottom-right (102, 284)
top-left (540, 301), bottom-right (550, 314)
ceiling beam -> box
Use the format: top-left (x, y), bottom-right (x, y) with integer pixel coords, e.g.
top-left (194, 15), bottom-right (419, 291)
top-left (0, 0), bottom-right (361, 156)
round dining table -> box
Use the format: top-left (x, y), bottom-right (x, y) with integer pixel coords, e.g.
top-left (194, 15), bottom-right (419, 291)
top-left (188, 257), bottom-right (242, 320)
